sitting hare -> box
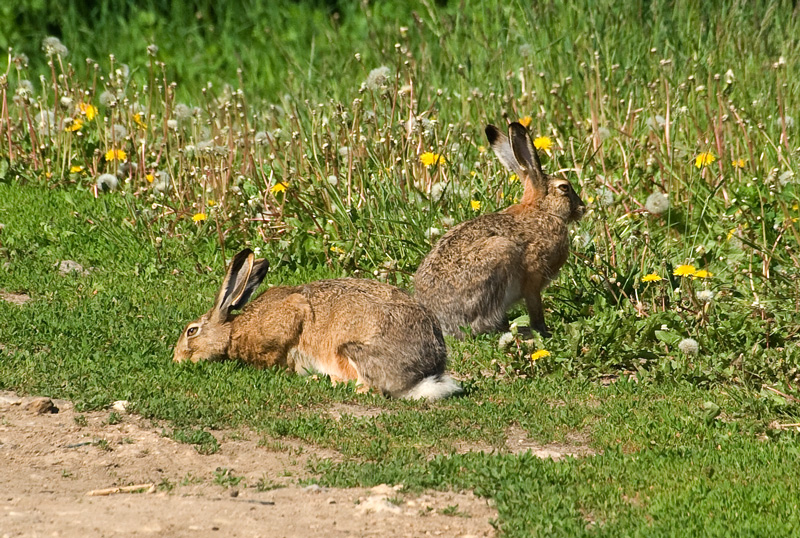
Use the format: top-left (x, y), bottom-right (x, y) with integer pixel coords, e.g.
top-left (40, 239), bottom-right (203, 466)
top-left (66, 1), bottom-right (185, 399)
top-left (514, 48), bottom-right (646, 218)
top-left (414, 122), bottom-right (585, 338)
top-left (174, 249), bottom-right (461, 401)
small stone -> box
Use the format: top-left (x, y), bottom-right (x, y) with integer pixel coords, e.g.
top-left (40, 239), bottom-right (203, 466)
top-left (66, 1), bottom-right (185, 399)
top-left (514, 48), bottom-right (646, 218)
top-left (0, 394), bottom-right (23, 407)
top-left (24, 397), bottom-right (57, 414)
top-left (57, 260), bottom-right (89, 276)
top-left (111, 400), bottom-right (130, 413)
top-left (0, 291), bottom-right (31, 305)
top-left (229, 489), bottom-right (239, 498)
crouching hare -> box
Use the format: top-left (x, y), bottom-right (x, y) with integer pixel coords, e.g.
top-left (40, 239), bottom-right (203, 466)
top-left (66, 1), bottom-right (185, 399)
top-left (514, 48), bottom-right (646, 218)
top-left (414, 122), bottom-right (585, 338)
top-left (174, 249), bottom-right (461, 401)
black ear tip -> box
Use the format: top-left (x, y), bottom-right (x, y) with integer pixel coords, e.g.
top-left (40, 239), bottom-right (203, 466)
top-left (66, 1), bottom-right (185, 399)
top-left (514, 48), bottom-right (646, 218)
top-left (485, 124), bottom-right (501, 143)
top-left (508, 122), bottom-right (528, 136)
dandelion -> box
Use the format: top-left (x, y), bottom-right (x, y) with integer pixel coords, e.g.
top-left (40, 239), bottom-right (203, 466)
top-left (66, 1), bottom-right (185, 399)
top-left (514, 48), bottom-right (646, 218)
top-left (271, 182), bottom-right (288, 194)
top-left (42, 36), bottom-right (68, 57)
top-left (519, 116), bottom-right (532, 128)
top-left (692, 269), bottom-right (712, 279)
top-left (173, 103), bottom-right (193, 121)
top-left (69, 165), bottom-right (84, 174)
top-left (330, 246), bottom-right (345, 254)
top-left (104, 149), bottom-right (127, 162)
top-left (59, 96), bottom-right (74, 110)
top-left (470, 199), bottom-right (481, 211)
top-left (509, 174), bottom-right (519, 182)
top-left (327, 175), bottom-right (339, 186)
top-left (695, 151), bottom-right (716, 168)
top-left (530, 349), bottom-right (551, 362)
top-left (79, 102), bottom-right (97, 121)
top-left (65, 118), bottom-right (83, 132)
top-left (132, 113), bottom-right (147, 129)
top-left (646, 115), bottom-right (666, 130)
top-left (420, 152), bottom-right (445, 167)
top-left (645, 191), bottom-right (669, 215)
top-left (678, 338), bottom-right (699, 355)
top-left (596, 187), bottom-right (614, 207)
top-left (99, 90), bottom-right (117, 108)
top-left (110, 124), bottom-right (128, 140)
top-left (207, 200), bottom-right (217, 207)
top-left (254, 131), bottom-right (271, 145)
top-left (167, 119), bottom-right (178, 130)
top-left (147, 44), bottom-right (159, 56)
top-left (424, 227), bottom-right (441, 239)
top-left (15, 80), bottom-right (34, 98)
top-left (430, 182), bottom-right (447, 201)
top-left (596, 126), bottom-right (612, 142)
top-left (365, 66), bottom-right (391, 90)
top-left (533, 136), bottom-right (552, 152)
top-left (145, 173), bottom-right (154, 183)
top-left (696, 290), bottom-right (714, 304)
top-left (674, 265), bottom-right (696, 277)
top-left (153, 170), bottom-right (171, 193)
top-left (642, 273), bottom-right (663, 282)
top-left (96, 173), bottom-right (118, 191)
top-left (731, 158), bottom-right (747, 168)
top-left (192, 212), bottom-right (207, 222)
top-left (498, 332), bottom-right (515, 349)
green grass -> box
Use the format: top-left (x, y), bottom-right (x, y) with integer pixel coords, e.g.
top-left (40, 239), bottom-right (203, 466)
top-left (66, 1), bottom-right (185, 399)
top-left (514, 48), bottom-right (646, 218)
top-left (2, 0), bottom-right (800, 536)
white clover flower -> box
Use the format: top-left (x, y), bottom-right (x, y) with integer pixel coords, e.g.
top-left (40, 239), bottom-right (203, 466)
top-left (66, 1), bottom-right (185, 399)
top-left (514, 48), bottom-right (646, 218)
top-left (696, 290), bottom-right (714, 304)
top-left (96, 173), bottom-right (118, 191)
top-left (365, 66), bottom-right (391, 90)
top-left (498, 332), bottom-right (515, 349)
top-left (645, 191), bottom-right (669, 215)
top-left (678, 338), bottom-right (699, 355)
top-left (42, 36), bottom-right (68, 57)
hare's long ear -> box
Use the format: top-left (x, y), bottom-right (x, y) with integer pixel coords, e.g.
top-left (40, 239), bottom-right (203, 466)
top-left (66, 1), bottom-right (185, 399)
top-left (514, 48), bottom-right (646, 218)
top-left (508, 122), bottom-right (547, 198)
top-left (212, 249), bottom-right (256, 321)
top-left (229, 258), bottom-right (269, 311)
top-left (486, 125), bottom-right (523, 175)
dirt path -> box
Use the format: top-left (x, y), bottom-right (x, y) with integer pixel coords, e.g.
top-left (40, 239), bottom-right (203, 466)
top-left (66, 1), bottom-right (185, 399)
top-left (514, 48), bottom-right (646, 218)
top-left (0, 392), bottom-right (496, 538)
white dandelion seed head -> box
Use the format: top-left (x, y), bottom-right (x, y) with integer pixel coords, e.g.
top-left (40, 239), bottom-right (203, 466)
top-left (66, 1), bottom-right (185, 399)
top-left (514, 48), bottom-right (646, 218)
top-left (517, 43), bottom-right (533, 58)
top-left (59, 96), bottom-right (74, 110)
top-left (338, 146), bottom-right (350, 158)
top-left (99, 90), bottom-right (117, 107)
top-left (110, 123), bottom-right (127, 140)
top-left (173, 103), bottom-right (193, 121)
top-left (12, 53), bottom-right (29, 68)
top-left (16, 79), bottom-right (34, 97)
top-left (645, 191), bottom-right (670, 215)
top-left (147, 44), bottom-right (159, 56)
top-left (167, 119), bottom-right (178, 130)
top-left (778, 170), bottom-right (795, 187)
top-left (430, 182), bottom-right (447, 201)
top-left (35, 110), bottom-right (55, 135)
top-left (498, 332), bottom-right (515, 349)
top-left (596, 126), bottom-right (612, 142)
top-left (96, 173), bottom-right (118, 191)
top-left (441, 216), bottom-right (455, 227)
top-left (326, 175), bottom-right (339, 186)
top-left (115, 64), bottom-right (130, 80)
top-left (254, 131), bottom-right (272, 145)
top-left (42, 36), bottom-right (68, 57)
top-left (365, 66), bottom-right (391, 91)
top-left (696, 290), bottom-right (714, 304)
top-left (196, 140), bottom-right (214, 153)
top-left (153, 170), bottom-right (171, 193)
top-left (646, 115), bottom-right (666, 130)
top-left (596, 187), bottom-right (614, 207)
top-left (786, 115), bottom-right (795, 130)
top-left (424, 227), bottom-right (441, 239)
top-left (678, 338), bottom-right (699, 355)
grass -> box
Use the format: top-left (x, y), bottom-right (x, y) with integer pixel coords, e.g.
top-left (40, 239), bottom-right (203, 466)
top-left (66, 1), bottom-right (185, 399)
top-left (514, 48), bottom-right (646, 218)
top-left (2, 0), bottom-right (800, 535)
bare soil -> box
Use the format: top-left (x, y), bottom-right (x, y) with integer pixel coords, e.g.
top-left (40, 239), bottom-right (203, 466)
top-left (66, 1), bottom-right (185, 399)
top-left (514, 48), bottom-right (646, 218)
top-left (0, 392), bottom-right (496, 538)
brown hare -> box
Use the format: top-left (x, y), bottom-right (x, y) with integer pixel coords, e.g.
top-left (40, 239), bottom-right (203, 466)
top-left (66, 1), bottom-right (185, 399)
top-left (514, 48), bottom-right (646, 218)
top-left (414, 122), bottom-right (585, 338)
top-left (174, 249), bottom-right (461, 400)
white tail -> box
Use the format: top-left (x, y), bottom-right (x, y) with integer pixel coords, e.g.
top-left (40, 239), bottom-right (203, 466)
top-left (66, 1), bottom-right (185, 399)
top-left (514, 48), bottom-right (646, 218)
top-left (402, 374), bottom-right (462, 401)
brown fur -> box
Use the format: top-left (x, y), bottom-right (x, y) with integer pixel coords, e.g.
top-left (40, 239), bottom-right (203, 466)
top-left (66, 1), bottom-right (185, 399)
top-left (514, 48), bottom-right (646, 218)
top-left (414, 122), bottom-right (585, 338)
top-left (174, 251), bottom-right (461, 400)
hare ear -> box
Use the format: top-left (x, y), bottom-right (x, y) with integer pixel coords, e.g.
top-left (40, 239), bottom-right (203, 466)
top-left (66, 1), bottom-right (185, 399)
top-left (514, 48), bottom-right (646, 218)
top-left (486, 125), bottom-right (523, 175)
top-left (229, 258), bottom-right (269, 311)
top-left (212, 249), bottom-right (256, 320)
top-left (508, 122), bottom-right (547, 198)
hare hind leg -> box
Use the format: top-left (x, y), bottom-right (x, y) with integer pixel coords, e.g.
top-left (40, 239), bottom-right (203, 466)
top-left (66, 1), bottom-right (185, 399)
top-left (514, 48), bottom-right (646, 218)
top-left (522, 276), bottom-right (550, 337)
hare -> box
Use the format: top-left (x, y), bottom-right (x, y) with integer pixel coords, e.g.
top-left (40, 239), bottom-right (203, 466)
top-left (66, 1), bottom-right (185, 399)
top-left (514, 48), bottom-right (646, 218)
top-left (174, 249), bottom-right (461, 401)
top-left (414, 122), bottom-right (585, 338)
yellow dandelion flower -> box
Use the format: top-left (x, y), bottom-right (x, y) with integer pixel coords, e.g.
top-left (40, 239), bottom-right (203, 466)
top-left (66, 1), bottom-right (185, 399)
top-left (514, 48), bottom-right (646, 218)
top-left (69, 165), bottom-right (84, 174)
top-left (65, 118), bottom-right (83, 132)
top-left (192, 212), bottom-right (207, 222)
top-left (692, 269), bottom-right (712, 279)
top-left (132, 113), bottom-right (147, 128)
top-left (674, 264), bottom-right (696, 277)
top-left (792, 203), bottom-right (799, 211)
top-left (695, 151), bottom-right (716, 168)
top-left (642, 273), bottom-right (663, 282)
top-left (470, 170), bottom-right (478, 176)
top-left (420, 152), bottom-right (446, 167)
top-left (271, 182), bottom-right (288, 194)
top-left (534, 136), bottom-right (552, 152)
top-left (727, 228), bottom-right (736, 240)
top-left (104, 148), bottom-right (127, 162)
top-left (731, 158), bottom-right (747, 168)
top-left (530, 350), bottom-right (551, 362)
top-left (509, 173), bottom-right (519, 182)
top-left (519, 116), bottom-right (532, 128)
top-left (145, 173), bottom-right (154, 183)
top-left (470, 199), bottom-right (481, 211)
top-left (330, 246), bottom-right (345, 254)
top-left (478, 145), bottom-right (487, 154)
top-left (79, 102), bottom-right (97, 121)
top-left (45, 172), bottom-right (52, 179)
top-left (207, 199), bottom-right (217, 207)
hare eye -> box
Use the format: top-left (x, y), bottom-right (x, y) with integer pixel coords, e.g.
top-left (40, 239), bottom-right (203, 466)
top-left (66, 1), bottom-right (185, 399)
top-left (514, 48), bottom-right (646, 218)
top-left (187, 326), bottom-right (199, 337)
top-left (558, 184), bottom-right (569, 193)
